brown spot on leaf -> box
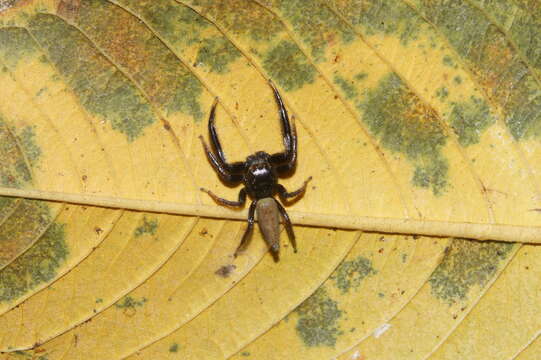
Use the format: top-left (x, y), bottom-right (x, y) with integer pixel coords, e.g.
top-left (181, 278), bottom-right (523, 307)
top-left (215, 264), bottom-right (236, 278)
top-left (193, 0), bottom-right (281, 42)
top-left (57, 0), bottom-right (81, 19)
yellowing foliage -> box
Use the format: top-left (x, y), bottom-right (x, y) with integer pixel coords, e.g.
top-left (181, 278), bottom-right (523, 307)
top-left (0, 0), bottom-right (539, 359)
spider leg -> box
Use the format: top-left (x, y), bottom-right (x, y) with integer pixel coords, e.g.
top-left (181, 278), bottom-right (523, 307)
top-left (234, 200), bottom-right (257, 257)
top-left (275, 199), bottom-right (297, 253)
top-left (276, 176), bottom-right (312, 204)
top-left (268, 81), bottom-right (297, 175)
top-left (199, 135), bottom-right (243, 183)
top-left (207, 98), bottom-right (246, 175)
top-left (201, 188), bottom-right (246, 207)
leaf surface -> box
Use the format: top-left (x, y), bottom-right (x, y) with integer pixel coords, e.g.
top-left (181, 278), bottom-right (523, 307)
top-left (0, 0), bottom-right (540, 359)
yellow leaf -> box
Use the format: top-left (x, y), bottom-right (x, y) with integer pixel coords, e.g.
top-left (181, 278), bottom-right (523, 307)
top-left (0, 0), bottom-right (540, 359)
top-left (338, 240), bottom-right (520, 359)
top-left (0, 212), bottom-right (196, 349)
top-left (229, 234), bottom-right (447, 359)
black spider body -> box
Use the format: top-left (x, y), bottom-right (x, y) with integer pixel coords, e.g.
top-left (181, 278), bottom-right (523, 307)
top-left (244, 152), bottom-right (278, 199)
top-left (199, 80), bottom-right (311, 261)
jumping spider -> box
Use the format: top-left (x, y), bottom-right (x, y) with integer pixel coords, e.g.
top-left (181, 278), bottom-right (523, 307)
top-left (199, 80), bottom-right (312, 261)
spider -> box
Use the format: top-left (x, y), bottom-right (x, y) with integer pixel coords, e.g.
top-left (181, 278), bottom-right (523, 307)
top-left (199, 80), bottom-right (312, 261)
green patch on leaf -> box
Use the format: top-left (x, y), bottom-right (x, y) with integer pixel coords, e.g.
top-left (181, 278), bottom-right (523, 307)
top-left (0, 27), bottom-right (38, 68)
top-left (334, 75), bottom-right (358, 100)
top-left (169, 343), bottom-right (179, 353)
top-left (360, 73), bottom-right (449, 195)
top-left (332, 0), bottom-right (424, 45)
top-left (189, 0), bottom-right (282, 42)
top-left (134, 216), bottom-right (158, 237)
top-left (263, 40), bottom-right (316, 92)
top-left (467, 0), bottom-right (541, 72)
top-left (331, 255), bottom-right (377, 294)
top-left (13, 159), bottom-right (31, 183)
top-left (502, 4), bottom-right (541, 72)
top-left (429, 238), bottom-right (515, 305)
top-left (70, 0), bottom-right (204, 121)
top-left (0, 197), bottom-right (17, 221)
top-left (295, 287), bottom-right (343, 348)
top-left (15, 125), bottom-right (42, 165)
top-left (435, 86), bottom-right (448, 100)
top-left (275, 0), bottom-right (354, 61)
top-left (504, 78), bottom-right (541, 140)
top-left (115, 295), bottom-right (147, 309)
top-left (28, 14), bottom-right (156, 141)
top-left (0, 118), bottom-right (32, 188)
top-left (122, 0), bottom-right (209, 47)
top-left (12, 349), bottom-right (49, 360)
top-left (412, 158), bottom-right (448, 193)
top-left (417, 0), bottom-right (541, 141)
top-left (354, 72), bottom-right (368, 81)
top-left (0, 222), bottom-right (68, 303)
top-left (442, 54), bottom-right (454, 67)
top-left (469, 0), bottom-right (515, 26)
top-left (419, 0), bottom-right (489, 60)
top-left (195, 36), bottom-right (241, 73)
top-left (35, 86), bottom-right (47, 97)
top-left (449, 96), bottom-right (495, 146)
top-left (0, 199), bottom-right (53, 267)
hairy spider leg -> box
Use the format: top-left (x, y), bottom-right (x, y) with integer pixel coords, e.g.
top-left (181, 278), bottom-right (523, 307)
top-left (199, 135), bottom-right (243, 183)
top-left (200, 187), bottom-right (246, 207)
top-left (208, 99), bottom-right (246, 174)
top-left (276, 176), bottom-right (313, 204)
top-left (235, 200), bottom-right (258, 257)
top-left (199, 98), bottom-right (245, 183)
top-left (274, 199), bottom-right (297, 253)
top-left (268, 81), bottom-right (297, 174)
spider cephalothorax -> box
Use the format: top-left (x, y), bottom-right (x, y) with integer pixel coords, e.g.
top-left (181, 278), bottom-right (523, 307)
top-left (199, 80), bottom-right (311, 261)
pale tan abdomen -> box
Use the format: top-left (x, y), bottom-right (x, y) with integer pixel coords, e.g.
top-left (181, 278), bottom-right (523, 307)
top-left (256, 198), bottom-right (280, 254)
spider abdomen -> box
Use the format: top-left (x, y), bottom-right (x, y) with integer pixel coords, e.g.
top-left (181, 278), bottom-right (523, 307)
top-left (256, 198), bottom-right (281, 256)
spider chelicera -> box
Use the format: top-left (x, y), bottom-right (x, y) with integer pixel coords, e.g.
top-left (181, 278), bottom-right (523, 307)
top-left (199, 80), bottom-right (312, 261)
